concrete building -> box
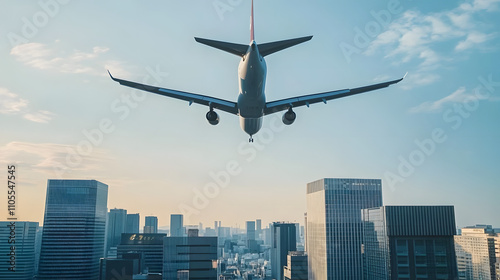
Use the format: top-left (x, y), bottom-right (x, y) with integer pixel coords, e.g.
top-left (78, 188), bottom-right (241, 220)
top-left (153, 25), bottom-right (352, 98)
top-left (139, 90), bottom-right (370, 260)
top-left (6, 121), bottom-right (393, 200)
top-left (163, 232), bottom-right (218, 279)
top-left (0, 221), bottom-right (38, 280)
top-left (38, 179), bottom-right (108, 280)
top-left (271, 222), bottom-right (297, 280)
top-left (306, 178), bottom-right (382, 280)
top-left (455, 225), bottom-right (497, 280)
top-left (363, 206), bottom-right (458, 280)
top-left (284, 251), bottom-right (308, 280)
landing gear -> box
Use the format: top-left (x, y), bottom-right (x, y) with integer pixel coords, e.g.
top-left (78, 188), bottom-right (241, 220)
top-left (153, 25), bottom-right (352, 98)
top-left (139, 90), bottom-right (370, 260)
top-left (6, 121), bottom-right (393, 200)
top-left (249, 136), bottom-right (254, 143)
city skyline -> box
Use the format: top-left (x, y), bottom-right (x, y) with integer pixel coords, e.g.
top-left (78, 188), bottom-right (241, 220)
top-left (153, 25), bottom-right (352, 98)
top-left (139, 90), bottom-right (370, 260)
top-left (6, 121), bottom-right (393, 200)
top-left (1, 0), bottom-right (500, 228)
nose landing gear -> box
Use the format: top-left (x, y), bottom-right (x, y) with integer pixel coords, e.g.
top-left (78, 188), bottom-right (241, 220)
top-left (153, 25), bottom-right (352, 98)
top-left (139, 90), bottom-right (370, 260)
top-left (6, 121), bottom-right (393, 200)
top-left (249, 136), bottom-right (254, 143)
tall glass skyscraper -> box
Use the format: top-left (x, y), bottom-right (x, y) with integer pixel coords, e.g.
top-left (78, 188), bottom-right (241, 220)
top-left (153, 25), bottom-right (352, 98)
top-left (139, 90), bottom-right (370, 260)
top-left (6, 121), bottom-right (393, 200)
top-left (0, 221), bottom-right (38, 280)
top-left (126, 213), bottom-right (140, 233)
top-left (170, 214), bottom-right (184, 237)
top-left (271, 222), bottom-right (297, 280)
top-left (306, 178), bottom-right (382, 280)
top-left (38, 179), bottom-right (108, 280)
top-left (106, 208), bottom-right (127, 257)
top-left (144, 216), bottom-right (159, 234)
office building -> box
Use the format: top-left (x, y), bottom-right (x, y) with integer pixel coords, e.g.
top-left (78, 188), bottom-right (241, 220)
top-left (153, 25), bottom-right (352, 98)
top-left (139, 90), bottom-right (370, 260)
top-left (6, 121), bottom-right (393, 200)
top-left (363, 205), bottom-right (458, 279)
top-left (455, 225), bottom-right (497, 280)
top-left (247, 221), bottom-right (256, 241)
top-left (126, 213), bottom-right (140, 233)
top-left (170, 214), bottom-right (184, 237)
top-left (256, 219), bottom-right (262, 239)
top-left (284, 251), bottom-right (308, 280)
top-left (35, 226), bottom-right (43, 275)
top-left (271, 222), bottom-right (297, 280)
top-left (306, 178), bottom-right (382, 280)
top-left (0, 221), bottom-right (38, 280)
top-left (117, 233), bottom-right (166, 274)
top-left (163, 232), bottom-right (218, 279)
top-left (99, 258), bottom-right (140, 280)
top-left (106, 208), bottom-right (128, 257)
top-left (144, 216), bottom-right (158, 234)
top-left (38, 179), bottom-right (108, 280)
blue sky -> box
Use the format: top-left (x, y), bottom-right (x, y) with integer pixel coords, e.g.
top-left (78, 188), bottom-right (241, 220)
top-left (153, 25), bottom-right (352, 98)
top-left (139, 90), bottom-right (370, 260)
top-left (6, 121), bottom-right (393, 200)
top-left (0, 0), bottom-right (499, 229)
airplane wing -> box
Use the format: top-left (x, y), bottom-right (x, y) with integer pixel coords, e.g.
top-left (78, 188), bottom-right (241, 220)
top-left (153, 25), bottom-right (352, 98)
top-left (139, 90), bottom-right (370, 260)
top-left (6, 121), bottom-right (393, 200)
top-left (108, 71), bottom-right (239, 115)
top-left (264, 75), bottom-right (406, 115)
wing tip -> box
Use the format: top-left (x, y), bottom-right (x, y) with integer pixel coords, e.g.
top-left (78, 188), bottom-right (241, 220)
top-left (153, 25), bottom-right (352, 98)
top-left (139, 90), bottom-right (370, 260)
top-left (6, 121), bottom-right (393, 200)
top-left (403, 72), bottom-right (408, 79)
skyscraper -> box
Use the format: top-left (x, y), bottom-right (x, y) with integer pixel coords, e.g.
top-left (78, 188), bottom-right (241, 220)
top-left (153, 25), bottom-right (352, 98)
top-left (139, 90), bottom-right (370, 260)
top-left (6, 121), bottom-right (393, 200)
top-left (455, 225), bottom-right (498, 280)
top-left (106, 208), bottom-right (127, 257)
top-left (0, 221), bottom-right (38, 280)
top-left (284, 251), bottom-right (308, 280)
top-left (144, 216), bottom-right (159, 234)
top-left (306, 178), bottom-right (382, 280)
top-left (38, 179), bottom-right (108, 280)
top-left (126, 213), bottom-right (140, 233)
top-left (271, 222), bottom-right (297, 280)
top-left (246, 221), bottom-right (256, 241)
top-left (163, 231), bottom-right (218, 280)
top-left (256, 219), bottom-right (262, 239)
top-left (117, 233), bottom-right (167, 274)
top-left (170, 214), bottom-right (184, 237)
top-left (363, 205), bottom-right (458, 279)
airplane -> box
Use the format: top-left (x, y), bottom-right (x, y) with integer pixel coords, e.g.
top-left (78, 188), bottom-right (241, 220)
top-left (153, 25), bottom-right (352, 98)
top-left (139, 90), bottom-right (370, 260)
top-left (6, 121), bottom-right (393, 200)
top-left (109, 0), bottom-right (405, 142)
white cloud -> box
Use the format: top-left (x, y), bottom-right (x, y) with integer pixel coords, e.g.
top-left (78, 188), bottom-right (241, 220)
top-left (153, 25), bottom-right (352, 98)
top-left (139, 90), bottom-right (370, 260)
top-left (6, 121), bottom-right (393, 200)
top-left (0, 141), bottom-right (111, 177)
top-left (455, 32), bottom-right (496, 51)
top-left (364, 0), bottom-right (499, 88)
top-left (10, 42), bottom-right (113, 76)
top-left (409, 86), bottom-right (489, 113)
top-left (0, 88), bottom-right (28, 114)
top-left (0, 87), bottom-right (55, 123)
top-left (23, 110), bottom-right (56, 123)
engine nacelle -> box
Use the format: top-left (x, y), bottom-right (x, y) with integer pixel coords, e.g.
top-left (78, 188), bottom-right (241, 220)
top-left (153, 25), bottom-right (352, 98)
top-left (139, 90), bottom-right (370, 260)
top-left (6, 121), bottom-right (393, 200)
top-left (282, 109), bottom-right (296, 125)
top-left (206, 111), bottom-right (220, 125)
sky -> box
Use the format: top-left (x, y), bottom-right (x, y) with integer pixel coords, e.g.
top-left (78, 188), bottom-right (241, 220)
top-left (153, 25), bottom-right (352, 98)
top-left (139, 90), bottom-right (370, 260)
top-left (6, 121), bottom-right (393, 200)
top-left (0, 0), bottom-right (499, 230)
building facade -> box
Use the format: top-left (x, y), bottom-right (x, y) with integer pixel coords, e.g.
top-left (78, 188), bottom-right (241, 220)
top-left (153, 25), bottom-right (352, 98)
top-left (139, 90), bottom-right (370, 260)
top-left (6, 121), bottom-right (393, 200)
top-left (271, 222), bottom-right (297, 280)
top-left (0, 221), bottom-right (38, 280)
top-left (306, 178), bottom-right (383, 280)
top-left (170, 214), bottom-right (184, 237)
top-left (106, 208), bottom-right (128, 257)
top-left (38, 179), bottom-right (108, 280)
top-left (284, 251), bottom-right (308, 280)
top-left (126, 213), bottom-right (140, 233)
top-left (163, 234), bottom-right (218, 280)
top-left (117, 233), bottom-right (167, 274)
top-left (455, 225), bottom-right (497, 280)
top-left (363, 205), bottom-right (458, 280)
top-left (144, 216), bottom-right (159, 234)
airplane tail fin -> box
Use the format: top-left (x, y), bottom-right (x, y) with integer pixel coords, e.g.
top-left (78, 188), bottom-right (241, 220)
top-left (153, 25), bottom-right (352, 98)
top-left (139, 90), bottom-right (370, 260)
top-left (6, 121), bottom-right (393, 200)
top-left (194, 37), bottom-right (248, 57)
top-left (258, 36), bottom-right (313, 57)
top-left (250, 0), bottom-right (255, 42)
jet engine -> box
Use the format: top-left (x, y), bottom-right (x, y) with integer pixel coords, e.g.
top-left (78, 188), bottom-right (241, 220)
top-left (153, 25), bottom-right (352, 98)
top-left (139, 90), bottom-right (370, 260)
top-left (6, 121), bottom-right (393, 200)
top-left (282, 108), bottom-right (296, 125)
top-left (206, 110), bottom-right (220, 125)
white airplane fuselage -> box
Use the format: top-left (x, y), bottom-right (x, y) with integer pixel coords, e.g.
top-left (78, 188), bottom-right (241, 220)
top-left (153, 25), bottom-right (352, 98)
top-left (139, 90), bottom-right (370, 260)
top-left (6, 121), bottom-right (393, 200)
top-left (237, 41), bottom-right (267, 138)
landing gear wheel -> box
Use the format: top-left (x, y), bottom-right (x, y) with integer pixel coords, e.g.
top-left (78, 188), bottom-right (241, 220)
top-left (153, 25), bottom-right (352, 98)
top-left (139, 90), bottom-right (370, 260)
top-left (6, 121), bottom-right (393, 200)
top-left (249, 137), bottom-right (254, 143)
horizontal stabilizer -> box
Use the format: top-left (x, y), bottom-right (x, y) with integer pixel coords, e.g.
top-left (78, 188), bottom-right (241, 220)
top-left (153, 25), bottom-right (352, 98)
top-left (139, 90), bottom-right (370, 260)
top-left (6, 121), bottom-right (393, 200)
top-left (258, 36), bottom-right (313, 57)
top-left (195, 37), bottom-right (249, 57)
